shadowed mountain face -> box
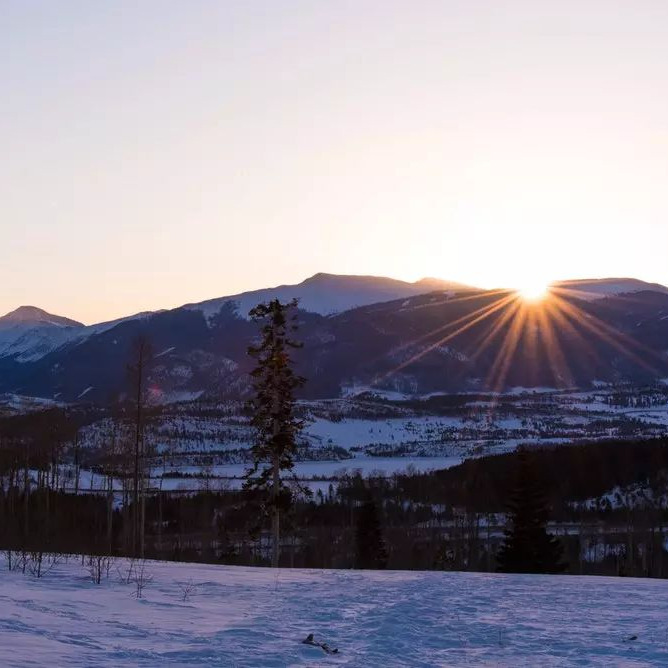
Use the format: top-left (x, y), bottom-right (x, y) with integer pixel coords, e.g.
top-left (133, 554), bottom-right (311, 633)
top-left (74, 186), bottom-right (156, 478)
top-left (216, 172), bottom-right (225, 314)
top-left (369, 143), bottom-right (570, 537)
top-left (0, 280), bottom-right (668, 402)
top-left (0, 274), bottom-right (479, 365)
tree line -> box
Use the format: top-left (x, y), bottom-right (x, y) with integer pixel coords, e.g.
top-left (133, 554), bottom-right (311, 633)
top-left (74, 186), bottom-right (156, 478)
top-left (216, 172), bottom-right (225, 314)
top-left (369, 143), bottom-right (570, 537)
top-left (0, 299), bottom-right (667, 577)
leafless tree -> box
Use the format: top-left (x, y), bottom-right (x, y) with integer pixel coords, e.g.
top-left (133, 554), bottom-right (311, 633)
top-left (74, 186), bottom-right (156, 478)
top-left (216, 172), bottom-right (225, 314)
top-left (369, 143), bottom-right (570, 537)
top-left (127, 335), bottom-right (153, 558)
top-left (132, 559), bottom-right (153, 599)
top-left (87, 554), bottom-right (114, 584)
top-left (179, 579), bottom-right (198, 602)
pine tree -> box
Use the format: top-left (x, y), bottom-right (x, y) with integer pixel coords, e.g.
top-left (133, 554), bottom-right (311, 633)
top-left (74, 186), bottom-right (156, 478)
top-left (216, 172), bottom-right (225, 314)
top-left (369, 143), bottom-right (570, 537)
top-left (243, 299), bottom-right (305, 568)
top-left (496, 449), bottom-right (567, 574)
top-left (354, 498), bottom-right (388, 569)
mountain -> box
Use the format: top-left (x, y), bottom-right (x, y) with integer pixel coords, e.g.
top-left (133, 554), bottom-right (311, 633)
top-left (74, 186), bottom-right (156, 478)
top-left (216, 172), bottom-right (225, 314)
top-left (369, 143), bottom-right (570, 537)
top-left (0, 306), bottom-right (84, 363)
top-left (0, 273), bottom-right (477, 365)
top-left (1, 275), bottom-right (668, 402)
top-left (552, 278), bottom-right (668, 300)
top-left (0, 306), bottom-right (82, 328)
top-left (184, 273), bottom-right (478, 321)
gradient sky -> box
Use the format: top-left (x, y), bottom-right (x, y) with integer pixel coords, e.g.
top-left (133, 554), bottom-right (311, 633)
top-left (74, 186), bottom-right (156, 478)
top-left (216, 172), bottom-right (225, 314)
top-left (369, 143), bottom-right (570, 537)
top-left (2, 1), bottom-right (668, 324)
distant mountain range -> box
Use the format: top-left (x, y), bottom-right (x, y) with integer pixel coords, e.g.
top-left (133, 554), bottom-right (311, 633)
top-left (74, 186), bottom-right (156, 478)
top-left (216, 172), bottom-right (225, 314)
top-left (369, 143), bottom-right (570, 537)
top-left (1, 273), bottom-right (668, 403)
top-left (0, 274), bottom-right (476, 363)
top-left (552, 278), bottom-right (668, 301)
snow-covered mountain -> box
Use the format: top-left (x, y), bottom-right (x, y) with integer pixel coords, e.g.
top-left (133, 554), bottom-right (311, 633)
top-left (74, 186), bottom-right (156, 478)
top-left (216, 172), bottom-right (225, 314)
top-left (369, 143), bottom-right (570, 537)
top-left (0, 274), bottom-right (475, 364)
top-left (553, 278), bottom-right (668, 301)
top-left (0, 306), bottom-right (84, 362)
top-left (0, 305), bottom-right (81, 327)
top-left (2, 273), bottom-right (668, 402)
top-left (184, 273), bottom-right (476, 322)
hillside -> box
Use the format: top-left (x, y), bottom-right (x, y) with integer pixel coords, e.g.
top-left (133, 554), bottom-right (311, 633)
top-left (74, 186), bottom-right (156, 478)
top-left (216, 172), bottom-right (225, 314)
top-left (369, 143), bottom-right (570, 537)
top-left (1, 559), bottom-right (666, 667)
top-left (1, 274), bottom-right (668, 402)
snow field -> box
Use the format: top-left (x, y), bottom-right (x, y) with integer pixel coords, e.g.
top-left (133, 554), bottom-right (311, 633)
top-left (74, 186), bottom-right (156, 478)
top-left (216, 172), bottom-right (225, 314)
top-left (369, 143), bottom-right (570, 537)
top-left (1, 559), bottom-right (668, 666)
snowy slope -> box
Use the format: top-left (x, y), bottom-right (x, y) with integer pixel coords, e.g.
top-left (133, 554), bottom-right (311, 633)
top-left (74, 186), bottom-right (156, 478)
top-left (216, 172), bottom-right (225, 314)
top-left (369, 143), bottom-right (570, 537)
top-left (553, 278), bottom-right (668, 301)
top-left (0, 308), bottom-right (157, 363)
top-left (0, 306), bottom-right (81, 328)
top-left (0, 273), bottom-right (474, 362)
top-left (185, 272), bottom-right (477, 321)
top-left (0, 306), bottom-right (84, 362)
top-left (1, 559), bottom-right (667, 667)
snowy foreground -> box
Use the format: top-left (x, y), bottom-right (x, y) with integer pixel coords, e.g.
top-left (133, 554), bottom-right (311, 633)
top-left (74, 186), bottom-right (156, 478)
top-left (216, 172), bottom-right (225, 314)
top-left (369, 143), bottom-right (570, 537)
top-left (1, 560), bottom-right (668, 667)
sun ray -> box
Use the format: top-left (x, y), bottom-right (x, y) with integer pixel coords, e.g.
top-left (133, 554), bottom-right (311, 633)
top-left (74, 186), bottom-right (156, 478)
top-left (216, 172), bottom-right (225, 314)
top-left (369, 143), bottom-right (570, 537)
top-left (372, 282), bottom-right (666, 396)
top-left (392, 288), bottom-right (514, 316)
top-left (485, 300), bottom-right (529, 395)
top-left (549, 295), bottom-right (659, 375)
top-left (537, 300), bottom-right (576, 388)
top-left (385, 292), bottom-right (516, 360)
top-left (469, 298), bottom-right (523, 362)
top-left (551, 292), bottom-right (656, 359)
top-left (375, 293), bottom-right (517, 385)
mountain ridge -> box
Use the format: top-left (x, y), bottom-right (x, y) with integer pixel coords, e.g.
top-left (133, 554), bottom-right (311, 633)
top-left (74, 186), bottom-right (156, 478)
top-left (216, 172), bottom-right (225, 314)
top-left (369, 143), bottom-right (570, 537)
top-left (4, 274), bottom-right (667, 332)
top-left (1, 278), bottom-right (668, 403)
top-left (0, 305), bottom-right (83, 329)
top-left (2, 273), bottom-right (668, 402)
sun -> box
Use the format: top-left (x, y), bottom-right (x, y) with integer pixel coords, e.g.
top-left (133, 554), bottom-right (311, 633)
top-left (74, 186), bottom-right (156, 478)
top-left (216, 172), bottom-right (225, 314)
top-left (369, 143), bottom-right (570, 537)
top-left (517, 281), bottom-right (550, 302)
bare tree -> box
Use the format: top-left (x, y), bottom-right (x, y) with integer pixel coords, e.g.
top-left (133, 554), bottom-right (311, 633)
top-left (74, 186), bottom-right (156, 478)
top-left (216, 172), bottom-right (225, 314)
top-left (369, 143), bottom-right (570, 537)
top-left (87, 554), bottom-right (113, 584)
top-left (132, 559), bottom-right (153, 599)
top-left (127, 335), bottom-right (153, 558)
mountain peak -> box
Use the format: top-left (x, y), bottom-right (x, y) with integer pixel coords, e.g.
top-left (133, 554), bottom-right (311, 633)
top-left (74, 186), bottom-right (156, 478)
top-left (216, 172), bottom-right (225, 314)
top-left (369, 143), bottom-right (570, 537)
top-left (414, 277), bottom-right (478, 291)
top-left (552, 278), bottom-right (668, 300)
top-left (0, 306), bottom-right (83, 328)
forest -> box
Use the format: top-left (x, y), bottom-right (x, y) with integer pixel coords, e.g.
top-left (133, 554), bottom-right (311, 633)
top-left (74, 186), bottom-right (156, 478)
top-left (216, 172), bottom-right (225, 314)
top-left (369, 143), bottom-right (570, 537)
top-left (1, 403), bottom-right (667, 577)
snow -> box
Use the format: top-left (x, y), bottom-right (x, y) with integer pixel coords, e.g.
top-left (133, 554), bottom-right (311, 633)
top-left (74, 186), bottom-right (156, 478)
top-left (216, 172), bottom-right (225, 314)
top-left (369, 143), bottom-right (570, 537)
top-left (185, 273), bottom-right (472, 323)
top-left (59, 457), bottom-right (463, 496)
top-left (166, 456), bottom-right (464, 484)
top-left (307, 416), bottom-right (461, 449)
top-left (0, 310), bottom-right (155, 364)
top-left (0, 323), bottom-right (82, 362)
top-left (0, 393), bottom-right (61, 414)
top-left (66, 387), bottom-right (668, 487)
top-left (1, 559), bottom-right (668, 667)
top-left (554, 278), bottom-right (668, 301)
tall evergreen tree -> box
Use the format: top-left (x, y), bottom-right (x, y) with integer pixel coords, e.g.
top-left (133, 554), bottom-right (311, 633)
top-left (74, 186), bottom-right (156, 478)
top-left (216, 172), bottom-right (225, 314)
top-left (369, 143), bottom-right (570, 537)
top-left (243, 299), bottom-right (305, 568)
top-left (497, 449), bottom-right (567, 574)
top-left (354, 497), bottom-right (388, 569)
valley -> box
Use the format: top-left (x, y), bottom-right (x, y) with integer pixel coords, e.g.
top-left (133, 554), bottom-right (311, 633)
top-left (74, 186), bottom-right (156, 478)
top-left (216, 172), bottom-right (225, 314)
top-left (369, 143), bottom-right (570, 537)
top-left (52, 383), bottom-right (668, 494)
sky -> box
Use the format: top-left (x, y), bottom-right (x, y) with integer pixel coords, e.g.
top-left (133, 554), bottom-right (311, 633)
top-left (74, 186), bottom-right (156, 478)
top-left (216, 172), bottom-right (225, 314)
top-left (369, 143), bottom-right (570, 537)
top-left (2, 1), bottom-right (668, 324)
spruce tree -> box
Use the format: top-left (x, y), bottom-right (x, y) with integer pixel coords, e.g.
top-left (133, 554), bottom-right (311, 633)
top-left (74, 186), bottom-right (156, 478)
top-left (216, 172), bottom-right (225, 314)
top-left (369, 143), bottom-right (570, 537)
top-left (354, 497), bottom-right (388, 569)
top-left (243, 298), bottom-right (305, 568)
top-left (496, 449), bottom-right (567, 574)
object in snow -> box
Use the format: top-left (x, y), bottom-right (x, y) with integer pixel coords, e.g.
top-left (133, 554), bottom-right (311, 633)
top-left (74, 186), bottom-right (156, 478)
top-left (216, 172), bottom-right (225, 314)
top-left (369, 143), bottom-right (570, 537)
top-left (302, 633), bottom-right (339, 654)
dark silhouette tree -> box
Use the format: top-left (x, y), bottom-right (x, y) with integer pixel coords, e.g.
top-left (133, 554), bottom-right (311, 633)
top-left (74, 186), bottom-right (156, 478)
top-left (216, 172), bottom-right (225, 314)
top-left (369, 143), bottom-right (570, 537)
top-left (243, 299), bottom-right (305, 568)
top-left (354, 497), bottom-right (388, 569)
top-left (497, 449), bottom-right (567, 574)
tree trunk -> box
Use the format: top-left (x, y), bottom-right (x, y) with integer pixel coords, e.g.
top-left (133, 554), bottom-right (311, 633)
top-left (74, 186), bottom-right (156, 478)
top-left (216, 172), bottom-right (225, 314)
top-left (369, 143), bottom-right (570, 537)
top-left (272, 452), bottom-right (280, 568)
top-left (140, 479), bottom-right (146, 559)
top-left (106, 476), bottom-right (113, 552)
top-left (74, 432), bottom-right (80, 495)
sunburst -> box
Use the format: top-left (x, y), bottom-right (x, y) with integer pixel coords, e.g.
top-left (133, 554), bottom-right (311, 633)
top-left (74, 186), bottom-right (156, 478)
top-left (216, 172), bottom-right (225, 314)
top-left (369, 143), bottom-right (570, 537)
top-left (373, 283), bottom-right (663, 395)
